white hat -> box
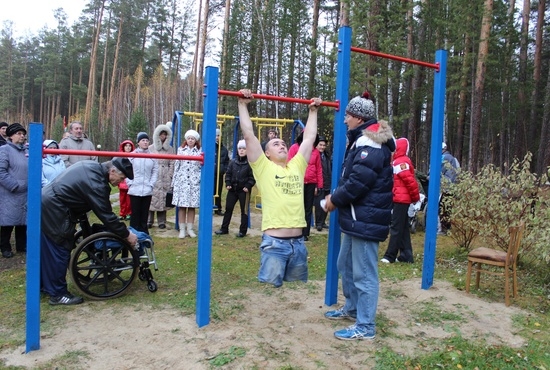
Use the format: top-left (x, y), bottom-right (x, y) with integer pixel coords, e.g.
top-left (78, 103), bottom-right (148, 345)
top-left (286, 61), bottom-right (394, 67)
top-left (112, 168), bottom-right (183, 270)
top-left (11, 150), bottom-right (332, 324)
top-left (237, 140), bottom-right (246, 149)
top-left (216, 128), bottom-right (221, 136)
top-left (442, 142), bottom-right (447, 150)
top-left (185, 129), bottom-right (200, 141)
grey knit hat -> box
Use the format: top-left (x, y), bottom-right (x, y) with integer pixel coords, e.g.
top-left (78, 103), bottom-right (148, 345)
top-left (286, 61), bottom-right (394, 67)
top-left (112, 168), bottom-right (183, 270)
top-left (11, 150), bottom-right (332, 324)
top-left (345, 91), bottom-right (375, 121)
top-left (136, 132), bottom-right (149, 142)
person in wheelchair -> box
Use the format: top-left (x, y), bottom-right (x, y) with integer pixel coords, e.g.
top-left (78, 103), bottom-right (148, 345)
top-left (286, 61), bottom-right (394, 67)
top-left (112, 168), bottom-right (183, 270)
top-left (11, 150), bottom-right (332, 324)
top-left (41, 157), bottom-right (138, 306)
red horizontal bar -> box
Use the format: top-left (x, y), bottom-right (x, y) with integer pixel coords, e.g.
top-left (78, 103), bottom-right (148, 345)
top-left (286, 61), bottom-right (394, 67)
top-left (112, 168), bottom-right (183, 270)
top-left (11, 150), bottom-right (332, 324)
top-left (43, 149), bottom-right (204, 163)
top-left (351, 47), bottom-right (440, 72)
top-left (218, 89), bottom-right (340, 109)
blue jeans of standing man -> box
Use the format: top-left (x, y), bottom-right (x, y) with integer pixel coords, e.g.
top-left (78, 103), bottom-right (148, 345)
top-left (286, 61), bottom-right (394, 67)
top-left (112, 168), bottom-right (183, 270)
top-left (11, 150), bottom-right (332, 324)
top-left (337, 233), bottom-right (379, 334)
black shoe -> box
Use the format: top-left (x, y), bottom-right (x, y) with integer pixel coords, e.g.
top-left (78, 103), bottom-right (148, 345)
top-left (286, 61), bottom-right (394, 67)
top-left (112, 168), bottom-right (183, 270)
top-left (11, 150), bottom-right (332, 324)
top-left (147, 223), bottom-right (153, 228)
top-left (322, 224), bottom-right (329, 229)
top-left (316, 226), bottom-right (323, 231)
top-left (2, 250), bottom-right (14, 258)
top-left (303, 236), bottom-right (309, 241)
top-left (215, 229), bottom-right (228, 235)
top-left (49, 293), bottom-right (84, 306)
top-left (158, 224), bottom-right (166, 229)
top-left (237, 232), bottom-right (246, 237)
top-left (215, 210), bottom-right (224, 216)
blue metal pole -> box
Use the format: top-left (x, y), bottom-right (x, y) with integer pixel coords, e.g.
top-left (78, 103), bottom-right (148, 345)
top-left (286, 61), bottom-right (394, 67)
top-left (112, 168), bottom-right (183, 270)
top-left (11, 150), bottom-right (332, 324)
top-left (324, 26), bottom-right (352, 306)
top-left (422, 49), bottom-right (448, 290)
top-left (26, 123), bottom-right (43, 352)
top-left (196, 66), bottom-right (218, 327)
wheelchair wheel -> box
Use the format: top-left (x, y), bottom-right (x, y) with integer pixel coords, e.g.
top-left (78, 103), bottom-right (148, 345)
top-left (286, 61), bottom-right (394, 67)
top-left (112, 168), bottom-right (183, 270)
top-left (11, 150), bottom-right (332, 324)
top-left (147, 280), bottom-right (158, 292)
top-left (70, 231), bottom-right (138, 300)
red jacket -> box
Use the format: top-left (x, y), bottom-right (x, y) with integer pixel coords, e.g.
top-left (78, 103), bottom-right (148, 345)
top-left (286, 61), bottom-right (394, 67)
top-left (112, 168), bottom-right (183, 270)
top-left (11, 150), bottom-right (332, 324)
top-left (288, 144), bottom-right (323, 187)
top-left (118, 140), bottom-right (135, 191)
top-left (392, 138), bottom-right (420, 204)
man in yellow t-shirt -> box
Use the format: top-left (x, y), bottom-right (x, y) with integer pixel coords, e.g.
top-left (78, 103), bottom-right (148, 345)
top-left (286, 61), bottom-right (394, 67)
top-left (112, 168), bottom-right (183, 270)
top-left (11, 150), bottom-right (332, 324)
top-left (237, 89), bottom-right (322, 287)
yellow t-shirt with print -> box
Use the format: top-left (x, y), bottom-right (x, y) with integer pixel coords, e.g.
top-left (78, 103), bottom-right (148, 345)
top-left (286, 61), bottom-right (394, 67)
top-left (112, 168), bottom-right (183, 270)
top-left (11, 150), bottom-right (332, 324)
top-left (250, 153), bottom-right (307, 231)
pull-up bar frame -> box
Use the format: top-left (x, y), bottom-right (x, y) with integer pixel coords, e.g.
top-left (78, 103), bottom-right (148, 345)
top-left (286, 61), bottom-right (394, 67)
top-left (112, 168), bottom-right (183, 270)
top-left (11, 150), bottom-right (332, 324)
top-left (351, 46), bottom-right (440, 71)
top-left (218, 89), bottom-right (340, 109)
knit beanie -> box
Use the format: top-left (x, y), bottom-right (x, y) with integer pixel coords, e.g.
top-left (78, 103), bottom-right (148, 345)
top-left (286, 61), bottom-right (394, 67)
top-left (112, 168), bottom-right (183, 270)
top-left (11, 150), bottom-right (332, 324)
top-left (345, 91), bottom-right (375, 121)
top-left (137, 132), bottom-right (149, 142)
top-left (6, 123), bottom-right (27, 137)
top-left (237, 139), bottom-right (246, 149)
top-left (0, 122), bottom-right (8, 129)
top-left (185, 129), bottom-right (200, 141)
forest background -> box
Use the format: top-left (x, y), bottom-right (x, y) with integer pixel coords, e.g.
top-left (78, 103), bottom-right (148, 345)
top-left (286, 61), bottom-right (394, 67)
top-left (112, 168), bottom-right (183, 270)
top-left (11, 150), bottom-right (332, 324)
top-left (1, 0), bottom-right (549, 175)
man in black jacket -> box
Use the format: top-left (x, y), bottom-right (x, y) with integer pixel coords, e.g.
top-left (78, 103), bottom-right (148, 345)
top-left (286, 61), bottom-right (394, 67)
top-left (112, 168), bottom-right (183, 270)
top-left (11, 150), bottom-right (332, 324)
top-left (0, 122), bottom-right (8, 146)
top-left (214, 128), bottom-right (229, 215)
top-left (41, 158), bottom-right (138, 305)
top-left (314, 136), bottom-right (331, 231)
top-left (215, 140), bottom-right (256, 237)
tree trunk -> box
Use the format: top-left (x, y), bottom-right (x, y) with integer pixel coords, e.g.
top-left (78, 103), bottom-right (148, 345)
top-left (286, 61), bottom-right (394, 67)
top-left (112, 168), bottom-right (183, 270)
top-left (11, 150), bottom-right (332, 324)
top-left (514, 0), bottom-right (530, 160)
top-left (530, 0), bottom-right (544, 170)
top-left (470, 0), bottom-right (493, 173)
top-left (85, 0), bottom-right (106, 132)
top-left (192, 0), bottom-right (203, 100)
top-left (307, 0), bottom-right (320, 99)
top-left (456, 25), bottom-right (471, 164)
top-left (219, 0), bottom-right (231, 114)
top-left (194, 0), bottom-right (209, 112)
top-left (107, 16), bottom-right (124, 120)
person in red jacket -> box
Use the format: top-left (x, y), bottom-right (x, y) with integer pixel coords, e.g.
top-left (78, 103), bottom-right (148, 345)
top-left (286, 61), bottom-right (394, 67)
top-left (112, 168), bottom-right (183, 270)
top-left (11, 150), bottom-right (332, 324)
top-left (381, 137), bottom-right (420, 263)
top-left (288, 131), bottom-right (323, 241)
top-left (118, 139), bottom-right (135, 220)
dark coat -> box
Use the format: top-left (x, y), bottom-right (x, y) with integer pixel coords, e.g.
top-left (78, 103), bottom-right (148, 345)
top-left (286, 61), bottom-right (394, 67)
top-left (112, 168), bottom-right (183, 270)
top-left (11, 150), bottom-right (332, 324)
top-left (225, 155), bottom-right (255, 192)
top-left (0, 142), bottom-right (28, 226)
top-left (331, 119), bottom-right (395, 241)
top-left (214, 142), bottom-right (229, 175)
top-left (320, 150), bottom-right (332, 191)
top-left (41, 160), bottom-right (130, 250)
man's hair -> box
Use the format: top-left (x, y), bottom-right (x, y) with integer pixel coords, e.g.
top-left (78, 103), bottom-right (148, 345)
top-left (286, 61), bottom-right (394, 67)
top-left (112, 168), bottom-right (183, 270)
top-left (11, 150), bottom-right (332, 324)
top-left (69, 121), bottom-right (83, 131)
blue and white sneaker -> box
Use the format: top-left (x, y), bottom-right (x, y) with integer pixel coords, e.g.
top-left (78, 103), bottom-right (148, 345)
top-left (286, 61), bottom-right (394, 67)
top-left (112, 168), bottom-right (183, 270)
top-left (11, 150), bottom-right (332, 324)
top-left (324, 307), bottom-right (356, 321)
top-left (334, 324), bottom-right (375, 341)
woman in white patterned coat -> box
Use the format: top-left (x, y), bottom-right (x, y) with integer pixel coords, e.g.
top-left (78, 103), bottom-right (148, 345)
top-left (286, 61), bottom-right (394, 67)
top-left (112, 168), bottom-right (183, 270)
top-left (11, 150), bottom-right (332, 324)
top-left (148, 122), bottom-right (175, 229)
top-left (172, 129), bottom-right (202, 238)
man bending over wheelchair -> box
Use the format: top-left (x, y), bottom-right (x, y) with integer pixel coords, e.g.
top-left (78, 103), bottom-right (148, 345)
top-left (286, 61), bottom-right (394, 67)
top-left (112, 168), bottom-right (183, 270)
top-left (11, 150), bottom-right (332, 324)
top-left (41, 158), bottom-right (138, 305)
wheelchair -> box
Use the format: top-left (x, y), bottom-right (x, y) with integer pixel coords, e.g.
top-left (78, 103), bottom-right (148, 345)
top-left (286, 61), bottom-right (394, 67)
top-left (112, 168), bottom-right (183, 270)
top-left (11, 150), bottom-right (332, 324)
top-left (69, 214), bottom-right (158, 300)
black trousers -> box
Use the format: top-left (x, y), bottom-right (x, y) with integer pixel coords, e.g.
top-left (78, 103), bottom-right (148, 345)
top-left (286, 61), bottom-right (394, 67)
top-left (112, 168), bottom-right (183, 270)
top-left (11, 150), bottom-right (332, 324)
top-left (314, 189), bottom-right (329, 227)
top-left (0, 225), bottom-right (27, 252)
top-left (383, 203), bottom-right (413, 263)
top-left (130, 195), bottom-right (152, 234)
top-left (214, 173), bottom-right (224, 211)
top-left (220, 191), bottom-right (249, 234)
top-left (303, 183), bottom-right (316, 237)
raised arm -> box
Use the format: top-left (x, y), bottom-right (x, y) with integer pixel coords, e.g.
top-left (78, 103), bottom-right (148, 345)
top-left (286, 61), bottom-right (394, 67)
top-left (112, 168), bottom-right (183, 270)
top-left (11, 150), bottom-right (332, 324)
top-left (237, 89), bottom-right (263, 163)
top-left (298, 98), bottom-right (322, 163)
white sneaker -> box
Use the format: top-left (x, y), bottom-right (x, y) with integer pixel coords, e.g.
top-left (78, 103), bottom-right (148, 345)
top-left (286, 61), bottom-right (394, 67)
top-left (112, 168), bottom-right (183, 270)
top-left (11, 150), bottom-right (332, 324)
top-left (380, 258), bottom-right (390, 263)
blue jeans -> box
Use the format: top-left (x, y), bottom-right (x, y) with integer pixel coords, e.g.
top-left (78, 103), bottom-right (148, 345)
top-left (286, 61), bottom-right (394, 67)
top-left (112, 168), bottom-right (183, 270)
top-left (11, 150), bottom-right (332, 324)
top-left (337, 233), bottom-right (379, 334)
top-left (258, 234), bottom-right (308, 287)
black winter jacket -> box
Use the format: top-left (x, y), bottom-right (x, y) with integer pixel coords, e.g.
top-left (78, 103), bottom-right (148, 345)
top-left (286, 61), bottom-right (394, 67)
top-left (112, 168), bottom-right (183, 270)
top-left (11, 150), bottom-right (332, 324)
top-left (225, 155), bottom-right (255, 192)
top-left (41, 160), bottom-right (130, 250)
top-left (214, 142), bottom-right (229, 175)
top-left (331, 119), bottom-right (395, 241)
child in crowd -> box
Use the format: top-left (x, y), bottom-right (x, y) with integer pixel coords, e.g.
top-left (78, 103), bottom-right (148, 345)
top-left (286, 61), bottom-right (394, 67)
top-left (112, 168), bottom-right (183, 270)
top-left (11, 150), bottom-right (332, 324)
top-left (118, 139), bottom-right (135, 220)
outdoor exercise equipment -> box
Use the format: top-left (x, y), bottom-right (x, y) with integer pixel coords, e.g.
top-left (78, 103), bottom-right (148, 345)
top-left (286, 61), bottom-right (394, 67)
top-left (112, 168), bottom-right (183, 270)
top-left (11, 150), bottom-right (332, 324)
top-left (24, 127), bottom-right (208, 352)
top-left (24, 25), bottom-right (447, 353)
top-left (322, 28), bottom-right (446, 308)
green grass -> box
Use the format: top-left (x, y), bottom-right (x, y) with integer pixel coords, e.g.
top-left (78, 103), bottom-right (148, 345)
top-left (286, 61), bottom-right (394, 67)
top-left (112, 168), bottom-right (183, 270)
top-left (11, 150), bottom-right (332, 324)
top-left (1, 213), bottom-right (549, 368)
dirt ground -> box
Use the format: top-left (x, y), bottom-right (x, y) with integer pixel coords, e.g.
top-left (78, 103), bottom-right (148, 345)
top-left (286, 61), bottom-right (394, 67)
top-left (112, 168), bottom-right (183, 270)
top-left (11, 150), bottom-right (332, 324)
top-left (1, 278), bottom-right (526, 369)
top-left (0, 204), bottom-right (528, 369)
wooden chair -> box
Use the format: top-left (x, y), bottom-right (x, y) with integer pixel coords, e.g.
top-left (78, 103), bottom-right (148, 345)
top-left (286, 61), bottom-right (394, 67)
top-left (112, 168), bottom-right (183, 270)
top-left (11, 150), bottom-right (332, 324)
top-left (465, 222), bottom-right (525, 306)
